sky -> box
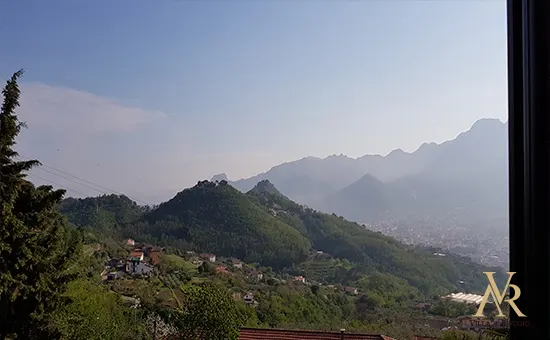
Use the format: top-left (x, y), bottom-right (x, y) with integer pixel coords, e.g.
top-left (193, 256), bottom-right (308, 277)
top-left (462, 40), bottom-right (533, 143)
top-left (0, 0), bottom-right (508, 203)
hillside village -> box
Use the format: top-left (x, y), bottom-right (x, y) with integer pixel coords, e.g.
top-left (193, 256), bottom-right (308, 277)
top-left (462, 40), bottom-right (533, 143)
top-left (102, 238), bottom-right (361, 304)
top-left (94, 236), bottom-right (505, 339)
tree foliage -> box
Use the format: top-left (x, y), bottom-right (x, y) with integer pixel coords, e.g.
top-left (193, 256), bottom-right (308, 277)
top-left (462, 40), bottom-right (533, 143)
top-left (44, 279), bottom-right (147, 339)
top-left (0, 70), bottom-right (80, 339)
top-left (169, 282), bottom-right (243, 340)
top-left (58, 194), bottom-right (144, 232)
top-left (140, 180), bottom-right (311, 268)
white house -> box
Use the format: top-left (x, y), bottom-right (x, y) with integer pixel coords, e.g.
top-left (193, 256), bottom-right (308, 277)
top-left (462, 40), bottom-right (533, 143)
top-left (129, 261), bottom-right (154, 276)
top-left (248, 271), bottom-right (263, 281)
top-left (243, 292), bottom-right (255, 304)
top-left (200, 253), bottom-right (216, 262)
top-left (344, 287), bottom-right (359, 295)
top-left (232, 259), bottom-right (243, 269)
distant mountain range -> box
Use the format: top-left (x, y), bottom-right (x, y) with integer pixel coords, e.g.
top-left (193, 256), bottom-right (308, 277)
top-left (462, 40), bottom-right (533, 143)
top-left (213, 118), bottom-right (508, 225)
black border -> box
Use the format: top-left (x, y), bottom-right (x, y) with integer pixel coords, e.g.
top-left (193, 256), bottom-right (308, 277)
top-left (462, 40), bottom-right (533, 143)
top-left (508, 0), bottom-right (550, 338)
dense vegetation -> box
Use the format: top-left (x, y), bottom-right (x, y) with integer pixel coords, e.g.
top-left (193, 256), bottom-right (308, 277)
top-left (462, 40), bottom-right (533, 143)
top-left (139, 180), bottom-right (311, 268)
top-left (58, 194), bottom-right (146, 232)
top-left (0, 70), bottom-right (81, 339)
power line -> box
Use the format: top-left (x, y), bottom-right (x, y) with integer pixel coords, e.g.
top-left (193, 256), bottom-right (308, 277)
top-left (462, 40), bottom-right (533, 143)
top-left (34, 167), bottom-right (111, 196)
top-left (27, 173), bottom-right (91, 197)
top-left (19, 154), bottom-right (124, 194)
top-left (18, 154), bottom-right (152, 206)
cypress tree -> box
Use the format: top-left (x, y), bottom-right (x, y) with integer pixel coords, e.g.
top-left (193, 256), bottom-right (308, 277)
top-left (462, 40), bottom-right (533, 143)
top-left (0, 70), bottom-right (80, 339)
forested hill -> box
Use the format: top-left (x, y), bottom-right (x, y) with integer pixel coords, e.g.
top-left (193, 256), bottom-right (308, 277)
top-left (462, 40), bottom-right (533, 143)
top-left (141, 180), bottom-right (311, 267)
top-left (246, 180), bottom-right (504, 293)
top-left (58, 194), bottom-right (146, 231)
top-left (58, 180), bottom-right (505, 295)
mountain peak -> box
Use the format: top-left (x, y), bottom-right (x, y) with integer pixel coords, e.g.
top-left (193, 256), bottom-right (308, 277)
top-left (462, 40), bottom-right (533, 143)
top-left (415, 142), bottom-right (438, 154)
top-left (420, 141), bottom-right (437, 148)
top-left (469, 118), bottom-right (505, 132)
top-left (387, 148), bottom-right (406, 157)
top-left (451, 118), bottom-right (506, 143)
top-left (250, 179), bottom-right (282, 196)
top-left (211, 173), bottom-right (229, 182)
top-left (327, 153), bottom-right (349, 159)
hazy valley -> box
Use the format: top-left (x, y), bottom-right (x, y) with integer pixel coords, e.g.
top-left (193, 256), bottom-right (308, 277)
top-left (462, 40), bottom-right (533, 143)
top-left (218, 118), bottom-right (509, 268)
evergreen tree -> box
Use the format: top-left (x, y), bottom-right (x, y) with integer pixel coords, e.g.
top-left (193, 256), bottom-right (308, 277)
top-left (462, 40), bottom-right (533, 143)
top-left (0, 70), bottom-right (80, 339)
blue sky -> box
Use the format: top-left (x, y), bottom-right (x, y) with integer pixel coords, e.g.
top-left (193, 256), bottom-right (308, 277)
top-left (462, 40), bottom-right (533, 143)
top-left (0, 0), bottom-right (507, 202)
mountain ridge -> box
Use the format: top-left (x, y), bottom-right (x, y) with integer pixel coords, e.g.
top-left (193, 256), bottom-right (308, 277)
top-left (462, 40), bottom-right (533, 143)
top-left (226, 118), bottom-right (507, 223)
top-left (316, 118), bottom-right (508, 223)
top-left (226, 118), bottom-right (505, 182)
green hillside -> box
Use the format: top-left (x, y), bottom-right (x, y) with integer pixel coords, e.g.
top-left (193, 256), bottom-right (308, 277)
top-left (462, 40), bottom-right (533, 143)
top-left (57, 180), bottom-right (505, 296)
top-left (140, 180), bottom-right (311, 268)
top-left (247, 180), bottom-right (505, 294)
top-left (58, 194), bottom-right (145, 230)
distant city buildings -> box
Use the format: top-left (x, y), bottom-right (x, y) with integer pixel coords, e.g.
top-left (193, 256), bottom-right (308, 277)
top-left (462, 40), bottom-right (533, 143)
top-left (366, 218), bottom-right (509, 269)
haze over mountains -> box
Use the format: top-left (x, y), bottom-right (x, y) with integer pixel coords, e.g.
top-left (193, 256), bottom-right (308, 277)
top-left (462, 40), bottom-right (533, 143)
top-left (214, 118), bottom-right (508, 226)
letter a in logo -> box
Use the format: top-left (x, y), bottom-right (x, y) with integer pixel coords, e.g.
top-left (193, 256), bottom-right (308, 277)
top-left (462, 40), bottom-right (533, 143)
top-left (474, 272), bottom-right (526, 318)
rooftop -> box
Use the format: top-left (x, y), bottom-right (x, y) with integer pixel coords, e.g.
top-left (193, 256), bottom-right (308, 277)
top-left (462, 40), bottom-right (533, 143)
top-left (442, 292), bottom-right (486, 305)
top-left (239, 328), bottom-right (396, 340)
top-left (149, 251), bottom-right (161, 265)
top-left (200, 253), bottom-right (215, 257)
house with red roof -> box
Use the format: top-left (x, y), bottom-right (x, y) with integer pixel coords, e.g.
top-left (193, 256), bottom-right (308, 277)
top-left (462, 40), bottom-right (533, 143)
top-left (216, 266), bottom-right (230, 275)
top-left (294, 276), bottom-right (306, 283)
top-left (199, 253), bottom-right (216, 262)
top-left (129, 250), bottom-right (144, 261)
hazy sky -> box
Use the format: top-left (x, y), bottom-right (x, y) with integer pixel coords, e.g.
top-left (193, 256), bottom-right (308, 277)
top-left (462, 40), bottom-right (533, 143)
top-left (0, 0), bottom-right (508, 203)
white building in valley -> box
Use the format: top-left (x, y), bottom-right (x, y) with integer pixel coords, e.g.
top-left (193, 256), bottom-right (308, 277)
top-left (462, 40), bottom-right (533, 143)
top-left (442, 292), bottom-right (487, 305)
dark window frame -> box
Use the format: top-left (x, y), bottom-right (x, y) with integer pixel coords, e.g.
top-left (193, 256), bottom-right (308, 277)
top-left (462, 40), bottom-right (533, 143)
top-left (508, 0), bottom-right (550, 338)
